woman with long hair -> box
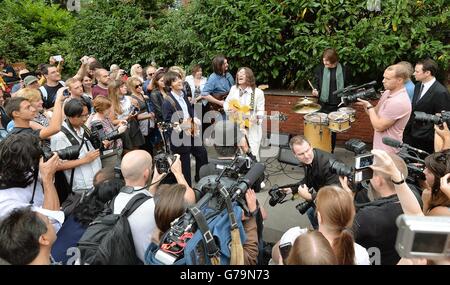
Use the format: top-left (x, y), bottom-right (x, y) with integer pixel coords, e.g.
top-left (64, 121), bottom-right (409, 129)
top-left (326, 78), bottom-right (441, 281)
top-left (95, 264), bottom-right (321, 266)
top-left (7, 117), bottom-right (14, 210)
top-left (273, 186), bottom-right (370, 265)
top-left (150, 69), bottom-right (168, 123)
top-left (108, 79), bottom-right (144, 152)
top-left (127, 76), bottom-right (155, 154)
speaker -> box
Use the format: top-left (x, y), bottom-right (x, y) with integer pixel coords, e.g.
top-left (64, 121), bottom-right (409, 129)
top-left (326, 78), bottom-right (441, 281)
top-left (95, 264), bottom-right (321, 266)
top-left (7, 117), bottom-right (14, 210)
top-left (277, 145), bottom-right (299, 165)
top-left (269, 132), bottom-right (290, 146)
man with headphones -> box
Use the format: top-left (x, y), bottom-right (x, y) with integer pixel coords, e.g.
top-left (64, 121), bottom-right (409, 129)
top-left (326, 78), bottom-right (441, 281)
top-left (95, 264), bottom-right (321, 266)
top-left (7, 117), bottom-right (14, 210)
top-left (50, 99), bottom-right (102, 197)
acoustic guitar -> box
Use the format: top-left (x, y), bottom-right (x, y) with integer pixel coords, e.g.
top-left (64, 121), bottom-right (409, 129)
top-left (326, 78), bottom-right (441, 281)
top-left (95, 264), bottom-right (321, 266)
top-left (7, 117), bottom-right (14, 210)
top-left (226, 99), bottom-right (287, 128)
top-left (157, 118), bottom-right (200, 137)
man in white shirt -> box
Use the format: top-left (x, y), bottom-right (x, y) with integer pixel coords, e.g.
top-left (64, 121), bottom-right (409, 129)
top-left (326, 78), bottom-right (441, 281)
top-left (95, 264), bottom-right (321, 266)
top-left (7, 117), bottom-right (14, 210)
top-left (50, 99), bottom-right (101, 194)
top-left (0, 133), bottom-right (63, 230)
top-left (223, 67), bottom-right (265, 161)
top-left (113, 150), bottom-right (194, 263)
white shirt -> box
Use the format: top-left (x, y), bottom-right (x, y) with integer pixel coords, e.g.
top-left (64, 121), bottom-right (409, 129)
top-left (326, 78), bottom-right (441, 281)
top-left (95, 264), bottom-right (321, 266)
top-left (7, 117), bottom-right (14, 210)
top-left (224, 86), bottom-right (265, 119)
top-left (171, 91), bottom-right (190, 119)
top-left (0, 182), bottom-right (64, 231)
top-left (418, 77), bottom-right (436, 100)
top-left (185, 75), bottom-right (207, 105)
top-left (117, 95), bottom-right (133, 120)
top-left (280, 226), bottom-right (371, 265)
top-left (113, 188), bottom-right (155, 263)
top-left (50, 121), bottom-right (102, 192)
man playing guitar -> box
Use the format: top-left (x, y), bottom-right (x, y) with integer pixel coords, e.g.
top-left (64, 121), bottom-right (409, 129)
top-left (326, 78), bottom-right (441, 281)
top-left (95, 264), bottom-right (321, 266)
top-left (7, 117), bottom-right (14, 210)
top-left (162, 71), bottom-right (208, 186)
top-left (198, 55), bottom-right (235, 111)
top-left (223, 67), bottom-right (265, 161)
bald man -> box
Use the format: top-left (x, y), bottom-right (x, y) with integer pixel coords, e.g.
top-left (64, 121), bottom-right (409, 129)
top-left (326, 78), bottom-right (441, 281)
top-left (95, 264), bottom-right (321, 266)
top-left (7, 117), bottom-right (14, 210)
top-left (92, 68), bottom-right (110, 98)
top-left (113, 150), bottom-right (194, 262)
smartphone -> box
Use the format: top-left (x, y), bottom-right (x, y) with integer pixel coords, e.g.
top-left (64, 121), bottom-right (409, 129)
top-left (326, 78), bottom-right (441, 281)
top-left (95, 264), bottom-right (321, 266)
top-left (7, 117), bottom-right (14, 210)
top-left (354, 168), bottom-right (374, 183)
top-left (279, 242), bottom-right (292, 261)
top-left (355, 153), bottom-right (374, 170)
top-left (53, 55), bottom-right (63, 62)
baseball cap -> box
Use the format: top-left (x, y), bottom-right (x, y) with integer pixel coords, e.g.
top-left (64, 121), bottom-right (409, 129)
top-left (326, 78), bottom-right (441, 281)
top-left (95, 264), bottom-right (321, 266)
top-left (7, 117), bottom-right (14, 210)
top-left (23, 75), bottom-right (39, 86)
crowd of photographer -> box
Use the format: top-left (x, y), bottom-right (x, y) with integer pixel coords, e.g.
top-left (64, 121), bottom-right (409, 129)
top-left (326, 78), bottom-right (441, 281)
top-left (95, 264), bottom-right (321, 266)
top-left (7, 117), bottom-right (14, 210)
top-left (0, 53), bottom-right (449, 266)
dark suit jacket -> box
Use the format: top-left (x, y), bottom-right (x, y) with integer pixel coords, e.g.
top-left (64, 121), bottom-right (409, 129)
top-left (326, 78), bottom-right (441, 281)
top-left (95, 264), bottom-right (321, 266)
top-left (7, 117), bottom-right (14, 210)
top-left (162, 90), bottom-right (195, 154)
top-left (403, 80), bottom-right (450, 152)
top-left (313, 63), bottom-right (351, 107)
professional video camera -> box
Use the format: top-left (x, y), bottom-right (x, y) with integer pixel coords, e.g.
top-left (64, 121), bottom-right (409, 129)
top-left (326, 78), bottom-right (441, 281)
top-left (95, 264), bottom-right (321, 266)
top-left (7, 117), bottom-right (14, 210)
top-left (382, 137), bottom-right (427, 185)
top-left (396, 214), bottom-right (450, 259)
top-left (195, 153), bottom-right (263, 200)
top-left (345, 138), bottom-right (368, 155)
top-left (89, 121), bottom-right (123, 150)
top-left (42, 145), bottom-right (80, 162)
top-left (414, 111), bottom-right (450, 126)
top-left (333, 81), bottom-right (379, 106)
top-left (152, 163), bottom-right (266, 264)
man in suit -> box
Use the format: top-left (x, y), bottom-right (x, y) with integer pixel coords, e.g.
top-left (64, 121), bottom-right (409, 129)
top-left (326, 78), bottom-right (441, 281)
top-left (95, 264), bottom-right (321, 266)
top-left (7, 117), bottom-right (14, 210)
top-left (403, 58), bottom-right (450, 154)
top-left (162, 71), bottom-right (208, 186)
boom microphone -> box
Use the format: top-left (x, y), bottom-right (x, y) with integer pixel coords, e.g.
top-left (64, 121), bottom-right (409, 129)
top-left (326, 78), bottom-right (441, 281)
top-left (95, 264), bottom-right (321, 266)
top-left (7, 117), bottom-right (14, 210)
top-left (232, 163), bottom-right (266, 198)
top-left (382, 137), bottom-right (430, 156)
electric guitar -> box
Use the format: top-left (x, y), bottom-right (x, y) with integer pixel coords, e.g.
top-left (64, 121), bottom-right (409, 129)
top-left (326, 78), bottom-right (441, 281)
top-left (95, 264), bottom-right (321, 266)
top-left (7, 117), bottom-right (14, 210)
top-left (226, 99), bottom-right (287, 128)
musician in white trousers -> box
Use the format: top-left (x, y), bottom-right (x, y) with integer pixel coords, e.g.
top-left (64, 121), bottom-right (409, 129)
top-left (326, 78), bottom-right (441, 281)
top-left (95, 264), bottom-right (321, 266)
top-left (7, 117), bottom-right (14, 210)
top-left (223, 67), bottom-right (265, 161)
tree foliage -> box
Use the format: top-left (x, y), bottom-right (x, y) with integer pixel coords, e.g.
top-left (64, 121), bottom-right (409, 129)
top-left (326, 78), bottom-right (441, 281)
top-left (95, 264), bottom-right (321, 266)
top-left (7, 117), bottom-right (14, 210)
top-left (0, 0), bottom-right (76, 72)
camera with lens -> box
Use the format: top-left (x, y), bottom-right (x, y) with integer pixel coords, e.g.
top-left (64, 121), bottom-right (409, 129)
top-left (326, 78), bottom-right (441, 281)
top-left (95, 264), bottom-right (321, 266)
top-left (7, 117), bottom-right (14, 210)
top-left (396, 214), bottom-right (450, 259)
top-left (295, 187), bottom-right (317, 215)
top-left (154, 152), bottom-right (176, 174)
top-left (334, 81), bottom-right (378, 106)
top-left (345, 139), bottom-right (368, 155)
top-left (414, 111), bottom-right (450, 126)
top-left (330, 160), bottom-right (354, 180)
top-left (42, 145), bottom-right (80, 162)
top-left (90, 121), bottom-right (122, 150)
top-left (268, 187), bottom-right (288, 207)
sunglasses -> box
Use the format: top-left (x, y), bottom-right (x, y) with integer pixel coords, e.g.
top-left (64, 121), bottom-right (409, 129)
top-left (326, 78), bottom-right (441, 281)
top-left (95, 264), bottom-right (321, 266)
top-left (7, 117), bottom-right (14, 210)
top-left (148, 73), bottom-right (155, 77)
top-left (135, 84), bottom-right (143, 88)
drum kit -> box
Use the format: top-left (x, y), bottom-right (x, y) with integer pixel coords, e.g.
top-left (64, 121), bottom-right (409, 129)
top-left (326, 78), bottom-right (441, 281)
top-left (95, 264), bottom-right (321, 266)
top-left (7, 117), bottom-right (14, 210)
top-left (292, 95), bottom-right (356, 152)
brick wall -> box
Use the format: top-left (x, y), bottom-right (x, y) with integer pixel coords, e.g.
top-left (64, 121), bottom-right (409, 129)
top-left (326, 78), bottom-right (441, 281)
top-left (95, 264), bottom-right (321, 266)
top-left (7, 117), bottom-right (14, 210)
top-left (264, 93), bottom-right (375, 146)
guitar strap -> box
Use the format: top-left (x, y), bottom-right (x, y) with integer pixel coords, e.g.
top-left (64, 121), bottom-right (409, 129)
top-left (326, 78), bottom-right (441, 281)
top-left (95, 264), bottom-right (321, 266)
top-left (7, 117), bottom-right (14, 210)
top-left (250, 88), bottom-right (255, 111)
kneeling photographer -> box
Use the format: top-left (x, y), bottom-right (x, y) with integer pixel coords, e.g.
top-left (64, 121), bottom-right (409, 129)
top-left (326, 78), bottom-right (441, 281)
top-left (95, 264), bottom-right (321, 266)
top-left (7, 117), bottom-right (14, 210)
top-left (50, 99), bottom-right (102, 200)
top-left (275, 135), bottom-right (340, 229)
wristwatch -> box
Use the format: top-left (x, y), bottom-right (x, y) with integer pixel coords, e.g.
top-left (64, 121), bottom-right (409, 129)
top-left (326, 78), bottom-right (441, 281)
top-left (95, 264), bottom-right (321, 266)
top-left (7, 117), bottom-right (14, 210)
top-left (391, 173), bottom-right (405, 185)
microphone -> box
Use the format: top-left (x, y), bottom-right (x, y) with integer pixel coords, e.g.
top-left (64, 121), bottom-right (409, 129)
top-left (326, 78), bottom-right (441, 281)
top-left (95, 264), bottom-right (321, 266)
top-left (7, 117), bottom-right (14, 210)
top-left (232, 163), bottom-right (265, 198)
top-left (382, 137), bottom-right (430, 156)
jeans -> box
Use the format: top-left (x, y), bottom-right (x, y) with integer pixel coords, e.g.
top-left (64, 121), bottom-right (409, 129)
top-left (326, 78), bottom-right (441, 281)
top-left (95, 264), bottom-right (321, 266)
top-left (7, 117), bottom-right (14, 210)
top-left (306, 206), bottom-right (318, 229)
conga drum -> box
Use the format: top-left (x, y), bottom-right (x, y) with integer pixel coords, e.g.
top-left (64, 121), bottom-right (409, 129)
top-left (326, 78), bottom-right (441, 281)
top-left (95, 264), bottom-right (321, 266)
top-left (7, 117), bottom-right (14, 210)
top-left (304, 112), bottom-right (331, 153)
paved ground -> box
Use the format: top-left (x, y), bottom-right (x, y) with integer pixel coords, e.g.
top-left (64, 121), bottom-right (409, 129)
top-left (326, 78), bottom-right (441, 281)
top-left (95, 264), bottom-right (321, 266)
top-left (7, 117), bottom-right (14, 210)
top-left (196, 144), bottom-right (357, 243)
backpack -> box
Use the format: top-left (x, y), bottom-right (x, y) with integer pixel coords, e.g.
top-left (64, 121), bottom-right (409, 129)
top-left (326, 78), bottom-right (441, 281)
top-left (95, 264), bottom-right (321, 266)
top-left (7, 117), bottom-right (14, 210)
top-left (145, 186), bottom-right (247, 265)
top-left (77, 193), bottom-right (151, 265)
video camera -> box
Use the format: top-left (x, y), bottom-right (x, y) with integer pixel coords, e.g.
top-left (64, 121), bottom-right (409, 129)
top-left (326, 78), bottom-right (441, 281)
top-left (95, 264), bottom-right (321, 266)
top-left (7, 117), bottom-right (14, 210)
top-left (333, 81), bottom-right (378, 106)
top-left (382, 137), bottom-right (427, 185)
top-left (396, 214), bottom-right (450, 259)
top-left (89, 121), bottom-right (122, 150)
top-left (154, 152), bottom-right (176, 174)
top-left (154, 163), bottom-right (266, 264)
top-left (414, 111), bottom-right (450, 126)
top-left (42, 145), bottom-right (80, 162)
top-left (329, 155), bottom-right (374, 187)
top-left (267, 183), bottom-right (317, 215)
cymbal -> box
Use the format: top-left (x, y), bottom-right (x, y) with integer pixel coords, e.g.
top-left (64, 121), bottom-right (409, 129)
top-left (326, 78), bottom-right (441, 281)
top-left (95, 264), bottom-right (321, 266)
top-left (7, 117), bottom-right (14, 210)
top-left (292, 98), bottom-right (321, 114)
